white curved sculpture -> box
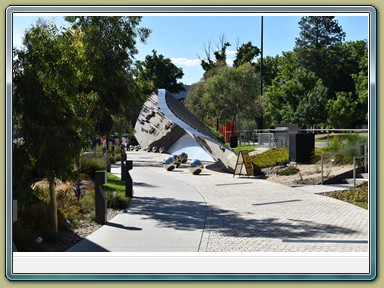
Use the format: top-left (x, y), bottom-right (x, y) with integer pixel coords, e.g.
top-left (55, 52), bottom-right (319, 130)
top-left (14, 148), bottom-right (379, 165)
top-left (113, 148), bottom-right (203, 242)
top-left (135, 89), bottom-right (237, 172)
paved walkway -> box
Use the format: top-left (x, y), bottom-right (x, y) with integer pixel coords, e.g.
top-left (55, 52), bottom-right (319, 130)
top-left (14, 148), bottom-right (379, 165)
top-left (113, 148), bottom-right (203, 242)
top-left (68, 151), bottom-right (368, 253)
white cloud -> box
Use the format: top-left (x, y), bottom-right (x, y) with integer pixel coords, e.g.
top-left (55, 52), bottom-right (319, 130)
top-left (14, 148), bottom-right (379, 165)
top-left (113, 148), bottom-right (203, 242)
top-left (226, 49), bottom-right (237, 56)
top-left (171, 57), bottom-right (201, 67)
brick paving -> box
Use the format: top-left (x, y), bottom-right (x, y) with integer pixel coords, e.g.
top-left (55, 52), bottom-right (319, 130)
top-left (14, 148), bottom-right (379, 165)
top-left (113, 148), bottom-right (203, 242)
top-left (71, 151), bottom-right (369, 253)
top-left (139, 152), bottom-right (369, 253)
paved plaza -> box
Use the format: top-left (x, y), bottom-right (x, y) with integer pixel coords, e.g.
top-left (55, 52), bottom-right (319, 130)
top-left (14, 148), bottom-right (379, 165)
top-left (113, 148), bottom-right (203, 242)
top-left (68, 150), bottom-right (369, 253)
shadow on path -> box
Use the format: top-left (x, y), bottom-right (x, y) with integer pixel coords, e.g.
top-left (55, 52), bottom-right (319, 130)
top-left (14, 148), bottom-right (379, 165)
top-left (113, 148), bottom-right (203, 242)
top-left (127, 196), bottom-right (359, 239)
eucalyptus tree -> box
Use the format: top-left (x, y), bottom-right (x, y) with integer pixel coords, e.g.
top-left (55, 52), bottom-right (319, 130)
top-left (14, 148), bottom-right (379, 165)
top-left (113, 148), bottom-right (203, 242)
top-left (204, 63), bottom-right (261, 130)
top-left (64, 16), bottom-right (151, 136)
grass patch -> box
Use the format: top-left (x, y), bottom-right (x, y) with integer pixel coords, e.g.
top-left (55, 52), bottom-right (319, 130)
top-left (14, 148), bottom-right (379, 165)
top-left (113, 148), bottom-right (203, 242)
top-left (250, 148), bottom-right (289, 168)
top-left (234, 145), bottom-right (257, 155)
top-left (102, 173), bottom-right (132, 209)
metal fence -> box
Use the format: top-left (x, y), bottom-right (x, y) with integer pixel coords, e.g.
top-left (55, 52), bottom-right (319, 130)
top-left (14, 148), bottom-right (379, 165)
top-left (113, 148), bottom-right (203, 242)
top-left (232, 128), bottom-right (368, 147)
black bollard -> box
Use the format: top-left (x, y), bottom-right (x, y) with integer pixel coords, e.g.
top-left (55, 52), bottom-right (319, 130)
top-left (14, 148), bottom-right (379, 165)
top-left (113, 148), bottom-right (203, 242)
top-left (95, 170), bottom-right (107, 224)
top-left (125, 160), bottom-right (133, 197)
top-left (121, 152), bottom-right (127, 181)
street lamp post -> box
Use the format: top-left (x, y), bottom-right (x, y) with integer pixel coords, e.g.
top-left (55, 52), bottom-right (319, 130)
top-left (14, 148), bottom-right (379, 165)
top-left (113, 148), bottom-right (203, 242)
top-left (260, 15), bottom-right (264, 130)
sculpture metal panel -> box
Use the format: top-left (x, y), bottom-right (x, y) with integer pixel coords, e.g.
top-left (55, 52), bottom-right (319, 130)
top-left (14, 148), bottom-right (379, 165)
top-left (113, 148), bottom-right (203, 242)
top-left (135, 89), bottom-right (237, 172)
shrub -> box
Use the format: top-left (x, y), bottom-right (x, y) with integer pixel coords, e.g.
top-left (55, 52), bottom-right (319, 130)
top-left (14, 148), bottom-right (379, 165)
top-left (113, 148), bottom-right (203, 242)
top-left (277, 166), bottom-right (300, 176)
top-left (328, 133), bottom-right (367, 164)
top-left (80, 156), bottom-right (107, 179)
top-left (13, 222), bottom-right (45, 252)
top-left (250, 148), bottom-right (289, 168)
top-left (326, 182), bottom-right (368, 209)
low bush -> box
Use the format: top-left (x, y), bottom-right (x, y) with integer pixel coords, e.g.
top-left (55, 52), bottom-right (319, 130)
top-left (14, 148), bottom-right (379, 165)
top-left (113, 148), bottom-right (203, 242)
top-left (250, 148), bottom-right (289, 168)
top-left (234, 145), bottom-right (257, 155)
top-left (80, 156), bottom-right (108, 179)
top-left (328, 133), bottom-right (367, 164)
top-left (277, 166), bottom-right (300, 176)
top-left (326, 182), bottom-right (368, 209)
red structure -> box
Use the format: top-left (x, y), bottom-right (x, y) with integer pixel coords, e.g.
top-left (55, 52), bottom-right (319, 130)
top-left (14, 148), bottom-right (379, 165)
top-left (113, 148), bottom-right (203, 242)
top-left (220, 123), bottom-right (236, 143)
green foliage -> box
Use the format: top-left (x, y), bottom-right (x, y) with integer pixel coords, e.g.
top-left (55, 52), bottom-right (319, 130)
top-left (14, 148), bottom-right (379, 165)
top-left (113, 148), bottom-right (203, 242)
top-left (80, 155), bottom-right (108, 179)
top-left (233, 41), bottom-right (260, 68)
top-left (327, 92), bottom-right (358, 128)
top-left (103, 173), bottom-right (132, 209)
top-left (294, 16), bottom-right (346, 93)
top-left (327, 133), bottom-right (367, 164)
top-left (136, 49), bottom-right (185, 96)
top-left (277, 166), bottom-right (300, 176)
top-left (250, 148), bottom-right (289, 168)
top-left (63, 16), bottom-right (150, 135)
top-left (204, 63), bottom-right (261, 125)
top-left (13, 222), bottom-right (46, 252)
top-left (234, 146), bottom-right (257, 155)
top-left (185, 82), bottom-right (210, 124)
top-left (17, 200), bottom-right (68, 232)
top-left (264, 64), bottom-right (328, 128)
top-left (209, 126), bottom-right (225, 143)
top-left (326, 182), bottom-right (368, 209)
top-left (311, 147), bottom-right (332, 163)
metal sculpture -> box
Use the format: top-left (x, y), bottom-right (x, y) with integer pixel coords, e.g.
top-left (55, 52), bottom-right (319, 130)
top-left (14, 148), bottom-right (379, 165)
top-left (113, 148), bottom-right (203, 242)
top-left (188, 159), bottom-right (204, 175)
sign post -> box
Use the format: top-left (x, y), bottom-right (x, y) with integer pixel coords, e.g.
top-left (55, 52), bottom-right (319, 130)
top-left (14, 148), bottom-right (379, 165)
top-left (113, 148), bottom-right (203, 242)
top-left (233, 150), bottom-right (254, 177)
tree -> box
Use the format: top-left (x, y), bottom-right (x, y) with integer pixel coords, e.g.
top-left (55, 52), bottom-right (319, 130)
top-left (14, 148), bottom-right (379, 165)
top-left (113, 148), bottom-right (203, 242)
top-left (254, 55), bottom-right (280, 88)
top-left (200, 34), bottom-right (231, 79)
top-left (352, 49), bottom-right (368, 122)
top-left (263, 55), bottom-right (328, 128)
top-left (295, 79), bottom-right (328, 128)
top-left (135, 49), bottom-right (185, 96)
top-left (204, 63), bottom-right (261, 130)
top-left (294, 16), bottom-right (346, 96)
top-left (327, 92), bottom-right (358, 128)
top-left (184, 82), bottom-right (210, 123)
top-left (233, 41), bottom-right (260, 68)
top-left (64, 16), bottom-right (151, 135)
top-left (13, 20), bottom-right (93, 233)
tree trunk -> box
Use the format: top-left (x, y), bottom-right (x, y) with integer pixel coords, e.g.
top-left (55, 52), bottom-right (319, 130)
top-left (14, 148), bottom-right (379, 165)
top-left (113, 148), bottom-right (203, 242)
top-left (231, 114), bottom-right (237, 136)
top-left (49, 177), bottom-right (58, 234)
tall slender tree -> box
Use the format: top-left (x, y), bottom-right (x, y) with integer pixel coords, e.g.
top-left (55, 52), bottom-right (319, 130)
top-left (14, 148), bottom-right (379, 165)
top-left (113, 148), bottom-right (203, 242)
top-left (294, 16), bottom-right (345, 97)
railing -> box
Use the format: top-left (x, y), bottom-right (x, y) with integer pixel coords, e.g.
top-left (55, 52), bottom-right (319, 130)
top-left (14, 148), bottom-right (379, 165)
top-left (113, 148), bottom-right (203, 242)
top-left (226, 128), bottom-right (368, 147)
top-left (353, 154), bottom-right (368, 188)
top-left (320, 141), bottom-right (368, 184)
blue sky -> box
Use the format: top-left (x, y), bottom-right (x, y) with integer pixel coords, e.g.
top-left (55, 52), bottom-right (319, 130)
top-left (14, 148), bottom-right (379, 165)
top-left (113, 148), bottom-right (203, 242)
top-left (13, 14), bottom-right (368, 85)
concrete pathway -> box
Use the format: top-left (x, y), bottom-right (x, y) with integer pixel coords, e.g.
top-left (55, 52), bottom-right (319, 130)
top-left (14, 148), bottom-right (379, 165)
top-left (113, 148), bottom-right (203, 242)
top-left (68, 151), bottom-right (369, 253)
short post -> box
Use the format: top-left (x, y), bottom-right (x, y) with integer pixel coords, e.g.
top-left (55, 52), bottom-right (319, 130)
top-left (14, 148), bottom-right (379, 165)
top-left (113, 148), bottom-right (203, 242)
top-left (125, 160), bottom-right (133, 197)
top-left (121, 152), bottom-right (127, 181)
top-left (13, 200), bottom-right (17, 223)
top-left (95, 170), bottom-right (107, 224)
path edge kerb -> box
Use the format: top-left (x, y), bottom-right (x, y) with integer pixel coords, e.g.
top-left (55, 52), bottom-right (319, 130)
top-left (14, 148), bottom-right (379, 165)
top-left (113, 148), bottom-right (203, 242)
top-left (179, 180), bottom-right (212, 252)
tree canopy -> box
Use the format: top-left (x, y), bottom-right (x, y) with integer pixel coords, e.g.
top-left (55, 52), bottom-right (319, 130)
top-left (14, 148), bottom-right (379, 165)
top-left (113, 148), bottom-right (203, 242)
top-left (187, 16), bottom-right (368, 130)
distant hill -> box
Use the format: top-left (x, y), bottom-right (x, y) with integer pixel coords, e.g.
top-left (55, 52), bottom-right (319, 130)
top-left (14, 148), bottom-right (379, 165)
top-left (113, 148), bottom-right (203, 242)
top-left (172, 84), bottom-right (191, 100)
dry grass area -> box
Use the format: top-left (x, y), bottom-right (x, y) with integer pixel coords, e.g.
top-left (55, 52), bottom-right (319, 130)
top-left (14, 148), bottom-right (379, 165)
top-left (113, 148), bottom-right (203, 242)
top-left (262, 163), bottom-right (354, 186)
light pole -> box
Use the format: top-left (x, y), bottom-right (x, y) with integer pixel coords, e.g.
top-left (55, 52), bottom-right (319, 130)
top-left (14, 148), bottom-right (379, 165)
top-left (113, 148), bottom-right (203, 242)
top-left (260, 15), bottom-right (264, 130)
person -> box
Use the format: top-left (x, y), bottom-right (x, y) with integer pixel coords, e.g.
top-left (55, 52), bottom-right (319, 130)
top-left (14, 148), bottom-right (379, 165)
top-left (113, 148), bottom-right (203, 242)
top-left (102, 137), bottom-right (107, 155)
